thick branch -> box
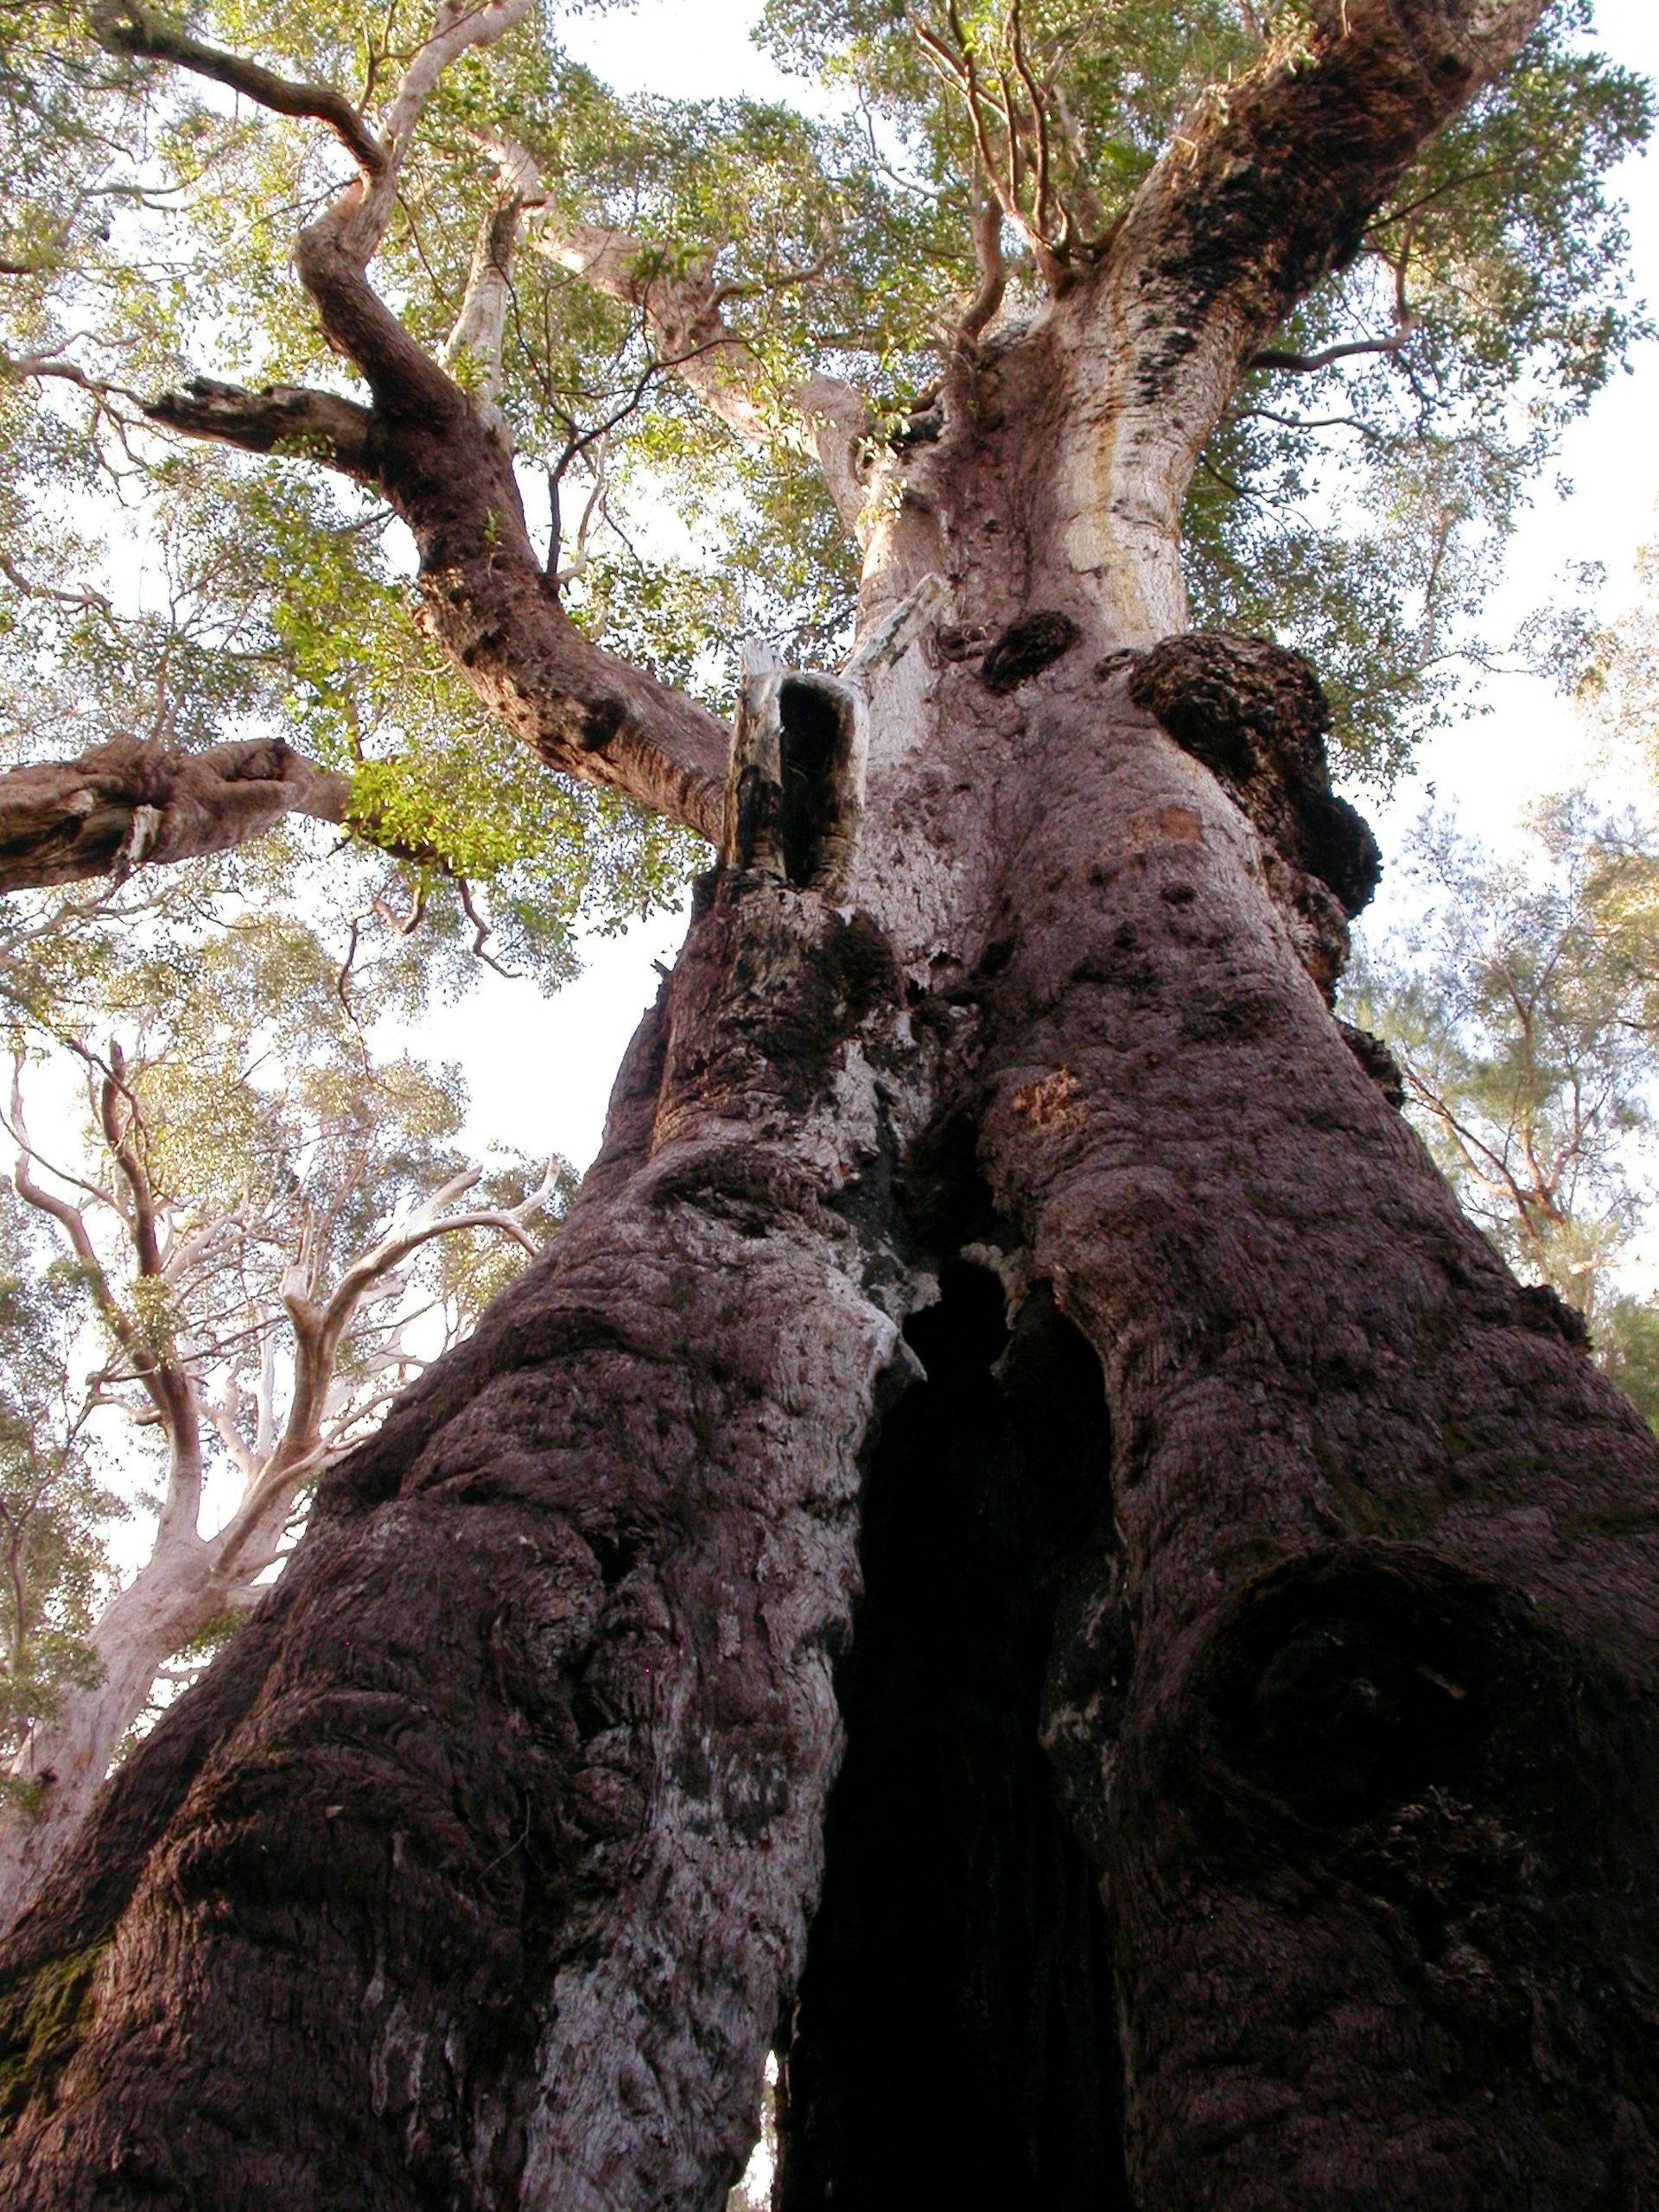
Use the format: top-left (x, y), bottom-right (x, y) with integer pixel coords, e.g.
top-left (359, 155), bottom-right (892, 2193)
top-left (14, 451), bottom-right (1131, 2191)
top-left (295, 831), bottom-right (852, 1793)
top-left (310, 0), bottom-right (532, 280)
top-left (1060, 0), bottom-right (1548, 636)
top-left (0, 735), bottom-right (350, 894)
top-left (148, 350), bottom-right (728, 841)
top-left (89, 0), bottom-right (387, 175)
top-left (441, 137), bottom-right (544, 404)
top-left (143, 377), bottom-right (374, 472)
top-left (130, 3), bottom-right (730, 839)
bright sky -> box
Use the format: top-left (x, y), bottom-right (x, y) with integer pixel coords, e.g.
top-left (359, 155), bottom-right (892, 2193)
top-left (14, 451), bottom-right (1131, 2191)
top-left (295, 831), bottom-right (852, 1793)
top-left (422, 0), bottom-right (1659, 1179)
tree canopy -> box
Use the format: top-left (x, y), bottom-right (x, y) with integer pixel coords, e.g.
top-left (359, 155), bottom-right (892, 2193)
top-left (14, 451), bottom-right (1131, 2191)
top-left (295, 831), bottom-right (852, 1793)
top-left (0, 0), bottom-right (1649, 857)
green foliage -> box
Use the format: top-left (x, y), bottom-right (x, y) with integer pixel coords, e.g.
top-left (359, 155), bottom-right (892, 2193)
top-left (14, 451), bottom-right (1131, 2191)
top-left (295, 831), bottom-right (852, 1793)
top-left (1349, 793), bottom-right (1659, 1425)
top-left (2, 873), bottom-right (573, 1694)
top-left (0, 1201), bottom-right (124, 1767)
top-left (0, 0), bottom-right (1639, 794)
top-left (1190, 3), bottom-right (1651, 779)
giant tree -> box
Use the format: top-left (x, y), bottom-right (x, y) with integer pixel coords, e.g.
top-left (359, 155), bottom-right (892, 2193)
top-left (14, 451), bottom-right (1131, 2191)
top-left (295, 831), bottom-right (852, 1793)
top-left (0, 1), bottom-right (1657, 2207)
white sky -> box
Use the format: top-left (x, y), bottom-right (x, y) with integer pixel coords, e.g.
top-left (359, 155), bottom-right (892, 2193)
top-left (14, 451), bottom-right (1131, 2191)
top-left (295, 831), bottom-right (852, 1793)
top-left (418, 0), bottom-right (1659, 1178)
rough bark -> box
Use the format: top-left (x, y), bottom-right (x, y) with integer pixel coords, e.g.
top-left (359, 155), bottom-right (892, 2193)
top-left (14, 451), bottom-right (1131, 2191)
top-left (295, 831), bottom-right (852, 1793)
top-left (0, 1160), bottom-right (548, 1930)
top-left (149, 363), bottom-right (731, 842)
top-left (0, 736), bottom-right (348, 893)
top-left (4, 513), bottom-right (1658, 2212)
top-left (3, 2), bottom-right (1643, 2207)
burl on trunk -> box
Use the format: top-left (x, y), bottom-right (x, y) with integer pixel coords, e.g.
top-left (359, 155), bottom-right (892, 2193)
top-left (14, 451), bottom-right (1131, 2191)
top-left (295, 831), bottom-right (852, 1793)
top-left (2, 1), bottom-right (1656, 2207)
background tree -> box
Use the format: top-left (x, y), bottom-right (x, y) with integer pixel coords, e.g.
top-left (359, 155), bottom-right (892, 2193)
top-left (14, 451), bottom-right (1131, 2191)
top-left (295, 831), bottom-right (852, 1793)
top-left (0, 3), bottom-right (1658, 2209)
top-left (1351, 794), bottom-right (1659, 1421)
top-left (0, 881), bottom-right (570, 1920)
top-left (0, 1199), bottom-right (128, 1798)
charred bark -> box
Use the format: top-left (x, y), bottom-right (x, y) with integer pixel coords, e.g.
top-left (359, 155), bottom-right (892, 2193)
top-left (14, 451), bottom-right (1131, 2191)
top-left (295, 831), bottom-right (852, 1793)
top-left (0, 863), bottom-right (918, 2210)
top-left (776, 1268), bottom-right (1131, 2212)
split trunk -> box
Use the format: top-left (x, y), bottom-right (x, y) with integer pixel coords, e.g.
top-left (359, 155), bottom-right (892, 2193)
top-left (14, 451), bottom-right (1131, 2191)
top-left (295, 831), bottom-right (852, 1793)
top-left (3, 283), bottom-right (1659, 2212)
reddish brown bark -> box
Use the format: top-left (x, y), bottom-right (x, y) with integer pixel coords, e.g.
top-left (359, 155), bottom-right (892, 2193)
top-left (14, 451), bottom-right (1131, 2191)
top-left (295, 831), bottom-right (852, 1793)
top-left (4, 1), bottom-right (1648, 2206)
top-left (0, 735), bottom-right (348, 893)
top-left (3, 613), bottom-right (1657, 2210)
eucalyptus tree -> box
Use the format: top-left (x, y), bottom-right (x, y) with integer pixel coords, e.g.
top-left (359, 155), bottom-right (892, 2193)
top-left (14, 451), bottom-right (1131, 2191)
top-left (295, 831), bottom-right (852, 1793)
top-left (0, 3), bottom-right (1657, 2209)
top-left (1351, 797), bottom-right (1659, 1414)
top-left (0, 896), bottom-right (569, 1923)
top-left (0, 1199), bottom-right (127, 1806)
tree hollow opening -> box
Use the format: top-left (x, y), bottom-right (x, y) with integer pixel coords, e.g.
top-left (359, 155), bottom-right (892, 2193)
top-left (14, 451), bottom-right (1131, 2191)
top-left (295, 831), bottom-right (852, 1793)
top-left (776, 1261), bottom-right (1130, 2210)
top-left (777, 679), bottom-right (851, 891)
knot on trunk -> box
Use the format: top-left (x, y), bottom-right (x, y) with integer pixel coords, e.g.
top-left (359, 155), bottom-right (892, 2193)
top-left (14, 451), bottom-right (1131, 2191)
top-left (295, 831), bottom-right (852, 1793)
top-left (979, 611), bottom-right (1080, 695)
top-left (1515, 1281), bottom-right (1590, 1351)
top-left (1338, 1020), bottom-right (1407, 1109)
top-left (1129, 634), bottom-right (1381, 997)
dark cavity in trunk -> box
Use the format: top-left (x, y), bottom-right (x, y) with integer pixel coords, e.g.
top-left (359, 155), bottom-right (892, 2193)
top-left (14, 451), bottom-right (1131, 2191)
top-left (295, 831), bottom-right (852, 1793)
top-left (775, 1259), bottom-right (1132, 2210)
top-left (777, 679), bottom-right (847, 891)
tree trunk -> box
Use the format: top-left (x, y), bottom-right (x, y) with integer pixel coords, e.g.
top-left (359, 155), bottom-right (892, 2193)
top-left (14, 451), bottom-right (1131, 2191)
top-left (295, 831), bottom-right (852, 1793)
top-left (0, 1529), bottom-right (267, 1929)
top-left (3, 282), bottom-right (1659, 2212)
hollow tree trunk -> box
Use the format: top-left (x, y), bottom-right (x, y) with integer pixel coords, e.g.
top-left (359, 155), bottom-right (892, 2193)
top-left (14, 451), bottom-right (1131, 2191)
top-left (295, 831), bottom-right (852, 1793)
top-left (3, 294), bottom-right (1659, 2212)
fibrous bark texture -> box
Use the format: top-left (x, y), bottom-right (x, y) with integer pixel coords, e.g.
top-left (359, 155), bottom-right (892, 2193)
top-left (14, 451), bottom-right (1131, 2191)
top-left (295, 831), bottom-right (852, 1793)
top-left (6, 604), bottom-right (1659, 2212)
top-left (6, 3), bottom-right (1656, 2203)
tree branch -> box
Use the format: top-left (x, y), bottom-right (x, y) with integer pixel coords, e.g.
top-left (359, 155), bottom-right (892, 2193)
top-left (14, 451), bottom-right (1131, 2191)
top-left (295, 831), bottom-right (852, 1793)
top-left (212, 1165), bottom-right (554, 1582)
top-left (957, 186), bottom-right (1007, 348)
top-left (89, 0), bottom-right (388, 175)
top-left (0, 734), bottom-right (350, 894)
top-left (1063, 0), bottom-right (1548, 636)
top-left (143, 378), bottom-right (375, 473)
top-left (441, 137), bottom-right (544, 405)
top-left (98, 1051), bottom-right (162, 1281)
top-left (9, 1067), bottom-right (200, 1521)
top-left (1249, 321), bottom-right (1419, 373)
top-left (127, 2), bottom-right (732, 840)
top-left (536, 220), bottom-right (871, 542)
